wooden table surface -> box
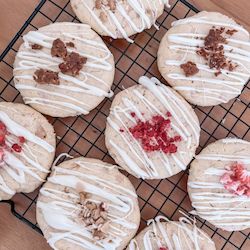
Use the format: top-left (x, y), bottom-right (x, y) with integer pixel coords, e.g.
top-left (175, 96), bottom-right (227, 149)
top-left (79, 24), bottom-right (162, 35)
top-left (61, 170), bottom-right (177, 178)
top-left (0, 0), bottom-right (250, 249)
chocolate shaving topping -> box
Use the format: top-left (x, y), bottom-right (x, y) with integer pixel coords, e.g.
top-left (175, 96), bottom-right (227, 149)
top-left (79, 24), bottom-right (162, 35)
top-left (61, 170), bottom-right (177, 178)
top-left (66, 42), bottom-right (75, 48)
top-left (31, 44), bottom-right (43, 50)
top-left (51, 38), bottom-right (67, 58)
top-left (33, 69), bottom-right (59, 85)
top-left (59, 52), bottom-right (87, 76)
top-left (196, 27), bottom-right (238, 76)
top-left (180, 61), bottom-right (199, 77)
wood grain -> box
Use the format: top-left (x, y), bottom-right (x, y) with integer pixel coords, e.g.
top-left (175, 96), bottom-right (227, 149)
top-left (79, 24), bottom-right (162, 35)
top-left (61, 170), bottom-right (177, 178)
top-left (0, 0), bottom-right (39, 53)
top-left (0, 0), bottom-right (249, 249)
top-left (0, 203), bottom-right (50, 250)
top-left (188, 0), bottom-right (250, 30)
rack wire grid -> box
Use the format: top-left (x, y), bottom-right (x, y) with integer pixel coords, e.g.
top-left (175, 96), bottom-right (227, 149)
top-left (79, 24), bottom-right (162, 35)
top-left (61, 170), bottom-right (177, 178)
top-left (0, 0), bottom-right (250, 249)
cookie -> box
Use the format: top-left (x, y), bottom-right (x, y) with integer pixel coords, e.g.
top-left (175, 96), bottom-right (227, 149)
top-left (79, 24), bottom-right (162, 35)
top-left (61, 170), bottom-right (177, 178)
top-left (70, 0), bottom-right (170, 43)
top-left (37, 157), bottom-right (140, 250)
top-left (0, 102), bottom-right (55, 201)
top-left (158, 11), bottom-right (250, 106)
top-left (105, 76), bottom-right (200, 179)
top-left (127, 214), bottom-right (216, 250)
top-left (14, 22), bottom-right (115, 117)
top-left (188, 138), bottom-right (250, 231)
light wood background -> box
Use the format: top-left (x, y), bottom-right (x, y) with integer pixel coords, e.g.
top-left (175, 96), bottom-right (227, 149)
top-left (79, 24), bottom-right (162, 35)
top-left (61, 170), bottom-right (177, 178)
top-left (0, 0), bottom-right (250, 249)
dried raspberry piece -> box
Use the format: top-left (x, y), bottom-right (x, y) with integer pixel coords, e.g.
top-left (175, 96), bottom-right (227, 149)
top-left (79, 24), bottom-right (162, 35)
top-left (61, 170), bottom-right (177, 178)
top-left (220, 162), bottom-right (250, 197)
top-left (130, 112), bottom-right (136, 118)
top-left (12, 144), bottom-right (22, 153)
top-left (127, 112), bottom-right (181, 154)
top-left (159, 247), bottom-right (168, 250)
top-left (0, 135), bottom-right (5, 146)
top-left (18, 136), bottom-right (26, 144)
top-left (0, 149), bottom-right (4, 161)
top-left (0, 122), bottom-right (6, 132)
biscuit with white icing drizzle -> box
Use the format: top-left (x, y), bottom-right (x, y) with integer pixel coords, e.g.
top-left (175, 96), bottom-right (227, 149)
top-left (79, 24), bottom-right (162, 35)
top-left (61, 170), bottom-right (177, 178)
top-left (105, 76), bottom-right (200, 179)
top-left (0, 102), bottom-right (56, 200)
top-left (70, 0), bottom-right (170, 43)
top-left (37, 157), bottom-right (140, 250)
top-left (188, 138), bottom-right (250, 231)
top-left (14, 22), bottom-right (115, 117)
top-left (158, 11), bottom-right (250, 106)
top-left (126, 215), bottom-right (216, 250)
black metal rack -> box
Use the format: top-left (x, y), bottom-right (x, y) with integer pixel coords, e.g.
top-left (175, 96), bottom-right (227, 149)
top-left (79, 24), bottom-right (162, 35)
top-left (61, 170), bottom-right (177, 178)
top-left (0, 0), bottom-right (249, 249)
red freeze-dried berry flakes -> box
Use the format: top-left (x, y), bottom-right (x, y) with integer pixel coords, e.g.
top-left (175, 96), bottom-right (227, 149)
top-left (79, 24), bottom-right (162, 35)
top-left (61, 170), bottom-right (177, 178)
top-left (128, 112), bottom-right (181, 154)
top-left (0, 135), bottom-right (5, 146)
top-left (220, 162), bottom-right (250, 197)
top-left (130, 112), bottom-right (136, 118)
top-left (0, 122), bottom-right (6, 132)
top-left (159, 247), bottom-right (168, 250)
top-left (12, 144), bottom-right (22, 153)
top-left (18, 136), bottom-right (26, 144)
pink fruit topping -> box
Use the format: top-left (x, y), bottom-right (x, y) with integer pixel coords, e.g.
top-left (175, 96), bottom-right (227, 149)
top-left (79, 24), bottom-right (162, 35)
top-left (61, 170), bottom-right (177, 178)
top-left (220, 162), bottom-right (250, 197)
top-left (123, 112), bottom-right (181, 154)
top-left (0, 121), bottom-right (26, 162)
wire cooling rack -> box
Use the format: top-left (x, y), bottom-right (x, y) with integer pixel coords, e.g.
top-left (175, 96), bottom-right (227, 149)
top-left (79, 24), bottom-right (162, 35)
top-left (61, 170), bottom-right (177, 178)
top-left (0, 0), bottom-right (250, 249)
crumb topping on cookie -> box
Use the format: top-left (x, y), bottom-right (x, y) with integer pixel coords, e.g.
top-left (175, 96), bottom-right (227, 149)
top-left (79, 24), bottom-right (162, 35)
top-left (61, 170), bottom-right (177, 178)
top-left (124, 112), bottom-right (182, 154)
top-left (226, 29), bottom-right (238, 36)
top-left (59, 52), bottom-right (87, 76)
top-left (95, 0), bottom-right (117, 12)
top-left (0, 122), bottom-right (26, 161)
top-left (78, 191), bottom-right (109, 240)
top-left (33, 69), bottom-right (60, 85)
top-left (31, 44), bottom-right (43, 50)
top-left (180, 61), bottom-right (199, 77)
top-left (220, 162), bottom-right (250, 197)
top-left (66, 41), bottom-right (75, 48)
top-left (51, 38), bottom-right (67, 59)
top-left (33, 39), bottom-right (87, 82)
top-left (196, 27), bottom-right (238, 76)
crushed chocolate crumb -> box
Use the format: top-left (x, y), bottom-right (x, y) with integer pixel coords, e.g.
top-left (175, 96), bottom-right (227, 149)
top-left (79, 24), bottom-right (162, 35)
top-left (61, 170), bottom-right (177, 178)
top-left (78, 192), bottom-right (109, 240)
top-left (95, 0), bottom-right (116, 12)
top-left (66, 42), bottom-right (75, 48)
top-left (51, 38), bottom-right (67, 59)
top-left (59, 52), bottom-right (87, 76)
top-left (33, 69), bottom-right (59, 85)
top-left (31, 44), bottom-right (43, 50)
top-left (108, 0), bottom-right (116, 11)
top-left (204, 27), bottom-right (226, 50)
top-left (180, 61), bottom-right (199, 77)
top-left (196, 27), bottom-right (238, 76)
top-left (100, 11), bottom-right (108, 22)
top-left (95, 0), bottom-right (102, 9)
top-left (226, 29), bottom-right (238, 36)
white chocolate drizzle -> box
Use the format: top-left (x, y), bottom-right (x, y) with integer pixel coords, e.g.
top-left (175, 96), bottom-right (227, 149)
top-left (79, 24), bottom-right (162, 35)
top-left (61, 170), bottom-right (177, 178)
top-left (164, 15), bottom-right (250, 104)
top-left (81, 0), bottom-right (170, 43)
top-left (37, 158), bottom-right (138, 249)
top-left (188, 138), bottom-right (250, 229)
top-left (0, 109), bottom-right (55, 197)
top-left (128, 214), bottom-right (214, 250)
top-left (14, 24), bottom-right (114, 116)
top-left (107, 76), bottom-right (200, 179)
